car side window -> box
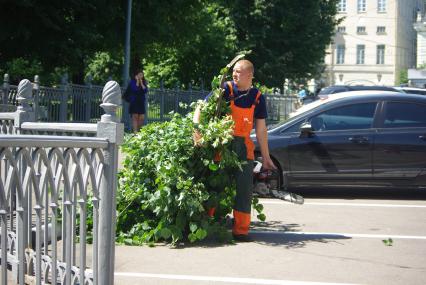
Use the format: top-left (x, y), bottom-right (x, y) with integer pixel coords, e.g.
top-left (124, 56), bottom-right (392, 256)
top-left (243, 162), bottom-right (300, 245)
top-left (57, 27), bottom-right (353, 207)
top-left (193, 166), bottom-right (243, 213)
top-left (281, 120), bottom-right (304, 134)
top-left (383, 102), bottom-right (426, 128)
top-left (309, 103), bottom-right (377, 131)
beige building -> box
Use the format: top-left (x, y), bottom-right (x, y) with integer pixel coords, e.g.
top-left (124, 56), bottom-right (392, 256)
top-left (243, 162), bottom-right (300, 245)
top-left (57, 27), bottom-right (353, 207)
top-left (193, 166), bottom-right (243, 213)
top-left (414, 10), bottom-right (426, 66)
top-left (407, 9), bottom-right (426, 87)
top-left (323, 0), bottom-right (424, 86)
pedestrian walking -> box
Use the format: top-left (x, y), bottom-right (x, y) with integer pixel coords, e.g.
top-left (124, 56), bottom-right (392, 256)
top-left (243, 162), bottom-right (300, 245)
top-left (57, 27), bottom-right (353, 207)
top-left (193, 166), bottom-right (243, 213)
top-left (298, 84), bottom-right (307, 105)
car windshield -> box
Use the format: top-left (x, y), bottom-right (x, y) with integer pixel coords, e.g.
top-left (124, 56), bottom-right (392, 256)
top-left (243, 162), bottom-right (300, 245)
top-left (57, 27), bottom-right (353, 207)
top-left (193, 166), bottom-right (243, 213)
top-left (289, 98), bottom-right (330, 118)
top-left (267, 98), bottom-right (331, 130)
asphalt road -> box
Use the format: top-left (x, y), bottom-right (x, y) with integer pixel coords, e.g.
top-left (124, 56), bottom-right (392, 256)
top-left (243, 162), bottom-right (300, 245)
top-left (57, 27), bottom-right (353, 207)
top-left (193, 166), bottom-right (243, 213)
top-left (113, 189), bottom-right (426, 285)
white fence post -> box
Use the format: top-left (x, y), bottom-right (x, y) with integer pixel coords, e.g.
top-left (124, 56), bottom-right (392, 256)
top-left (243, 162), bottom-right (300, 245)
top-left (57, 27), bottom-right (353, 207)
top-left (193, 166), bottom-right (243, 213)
top-left (14, 79), bottom-right (35, 133)
top-left (96, 81), bottom-right (123, 285)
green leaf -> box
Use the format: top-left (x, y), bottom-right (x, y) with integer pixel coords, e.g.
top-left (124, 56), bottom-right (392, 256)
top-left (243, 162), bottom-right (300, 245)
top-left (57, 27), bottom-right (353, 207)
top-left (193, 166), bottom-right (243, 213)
top-left (255, 204), bottom-right (264, 212)
top-left (160, 228), bottom-right (172, 240)
top-left (208, 163), bottom-right (219, 171)
top-left (382, 238), bottom-right (393, 246)
top-left (257, 213), bottom-right (266, 222)
top-left (195, 228), bottom-right (207, 240)
top-left (189, 223), bottom-right (198, 233)
top-left (142, 222), bottom-right (151, 230)
top-left (188, 233), bottom-right (197, 243)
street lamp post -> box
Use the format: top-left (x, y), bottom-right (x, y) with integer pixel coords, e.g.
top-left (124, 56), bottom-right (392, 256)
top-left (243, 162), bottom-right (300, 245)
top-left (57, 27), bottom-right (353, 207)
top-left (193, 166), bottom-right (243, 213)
top-left (122, 0), bottom-right (132, 129)
top-left (123, 0), bottom-right (132, 85)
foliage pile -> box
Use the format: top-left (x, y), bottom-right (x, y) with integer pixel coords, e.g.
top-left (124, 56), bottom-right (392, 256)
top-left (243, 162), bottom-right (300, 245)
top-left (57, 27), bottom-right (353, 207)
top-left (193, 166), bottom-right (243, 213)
top-left (116, 59), bottom-right (264, 245)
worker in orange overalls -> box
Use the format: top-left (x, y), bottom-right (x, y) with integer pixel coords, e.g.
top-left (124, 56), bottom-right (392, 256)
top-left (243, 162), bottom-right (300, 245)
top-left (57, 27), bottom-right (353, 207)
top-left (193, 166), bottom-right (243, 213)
top-left (193, 59), bottom-right (276, 242)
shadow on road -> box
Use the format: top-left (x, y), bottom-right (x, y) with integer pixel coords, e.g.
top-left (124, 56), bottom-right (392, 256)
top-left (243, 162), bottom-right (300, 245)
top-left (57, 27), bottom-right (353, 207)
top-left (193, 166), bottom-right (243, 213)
top-left (251, 220), bottom-right (300, 232)
top-left (169, 219), bottom-right (351, 249)
top-left (250, 220), bottom-right (351, 249)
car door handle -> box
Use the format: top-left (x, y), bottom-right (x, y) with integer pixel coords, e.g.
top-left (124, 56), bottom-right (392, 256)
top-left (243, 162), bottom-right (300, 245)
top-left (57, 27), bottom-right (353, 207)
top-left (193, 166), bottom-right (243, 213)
top-left (348, 136), bottom-right (369, 144)
top-left (420, 135), bottom-right (426, 141)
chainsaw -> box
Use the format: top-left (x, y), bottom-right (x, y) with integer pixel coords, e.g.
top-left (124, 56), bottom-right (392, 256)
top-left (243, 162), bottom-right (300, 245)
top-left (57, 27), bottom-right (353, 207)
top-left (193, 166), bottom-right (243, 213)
top-left (253, 160), bottom-right (304, 205)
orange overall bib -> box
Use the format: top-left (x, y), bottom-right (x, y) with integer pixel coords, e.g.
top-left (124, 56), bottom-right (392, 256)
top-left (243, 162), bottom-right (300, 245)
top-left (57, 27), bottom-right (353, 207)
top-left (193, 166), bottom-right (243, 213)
top-left (227, 82), bottom-right (261, 236)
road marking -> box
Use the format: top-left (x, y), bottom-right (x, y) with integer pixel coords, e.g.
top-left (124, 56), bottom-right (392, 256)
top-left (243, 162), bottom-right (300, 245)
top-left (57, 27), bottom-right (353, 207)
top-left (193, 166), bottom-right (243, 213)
top-left (114, 272), bottom-right (358, 285)
top-left (260, 200), bottom-right (426, 208)
top-left (252, 230), bottom-right (426, 240)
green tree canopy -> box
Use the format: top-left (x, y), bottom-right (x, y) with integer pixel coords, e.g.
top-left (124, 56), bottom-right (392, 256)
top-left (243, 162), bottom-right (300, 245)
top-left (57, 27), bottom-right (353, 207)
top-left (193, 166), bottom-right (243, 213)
top-left (229, 0), bottom-right (339, 86)
top-left (135, 0), bottom-right (340, 88)
top-left (0, 0), bottom-right (339, 87)
top-left (0, 0), bottom-right (123, 83)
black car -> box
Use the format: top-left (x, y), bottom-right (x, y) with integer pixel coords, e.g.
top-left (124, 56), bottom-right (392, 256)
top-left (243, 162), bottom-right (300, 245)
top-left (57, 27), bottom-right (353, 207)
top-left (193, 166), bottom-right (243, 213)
top-left (253, 92), bottom-right (426, 190)
top-left (318, 85), bottom-right (399, 98)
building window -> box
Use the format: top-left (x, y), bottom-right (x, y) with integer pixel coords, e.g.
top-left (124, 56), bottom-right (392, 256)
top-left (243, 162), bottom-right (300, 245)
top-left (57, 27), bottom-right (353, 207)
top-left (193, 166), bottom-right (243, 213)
top-left (337, 26), bottom-right (346, 33)
top-left (377, 45), bottom-right (385, 64)
top-left (357, 45), bottom-right (365, 64)
top-left (377, 26), bottom-right (386, 34)
top-left (358, 0), bottom-right (366, 12)
top-left (336, 45), bottom-right (345, 64)
top-left (378, 0), bottom-right (386, 12)
top-left (337, 0), bottom-right (346, 12)
top-left (357, 26), bottom-right (366, 34)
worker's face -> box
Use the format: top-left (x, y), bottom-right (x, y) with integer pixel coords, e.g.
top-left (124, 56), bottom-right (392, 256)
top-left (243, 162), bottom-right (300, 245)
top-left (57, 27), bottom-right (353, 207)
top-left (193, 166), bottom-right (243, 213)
top-left (232, 63), bottom-right (253, 88)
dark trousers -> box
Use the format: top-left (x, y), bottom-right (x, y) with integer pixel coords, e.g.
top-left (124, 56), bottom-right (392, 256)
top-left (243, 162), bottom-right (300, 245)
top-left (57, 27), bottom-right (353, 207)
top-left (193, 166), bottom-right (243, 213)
top-left (232, 137), bottom-right (254, 214)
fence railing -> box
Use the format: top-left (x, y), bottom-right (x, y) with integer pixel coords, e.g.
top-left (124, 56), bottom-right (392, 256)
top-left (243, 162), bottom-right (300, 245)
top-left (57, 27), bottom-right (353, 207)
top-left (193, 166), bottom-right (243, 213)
top-left (0, 79), bottom-right (123, 285)
top-left (2, 74), bottom-right (299, 126)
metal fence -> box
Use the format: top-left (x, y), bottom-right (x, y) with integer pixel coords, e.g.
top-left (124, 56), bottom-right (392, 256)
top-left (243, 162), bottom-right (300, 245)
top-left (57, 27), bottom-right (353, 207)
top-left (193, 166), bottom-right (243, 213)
top-left (2, 75), bottom-right (106, 124)
top-left (2, 74), bottom-right (299, 126)
top-left (146, 87), bottom-right (209, 122)
top-left (0, 79), bottom-right (123, 285)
